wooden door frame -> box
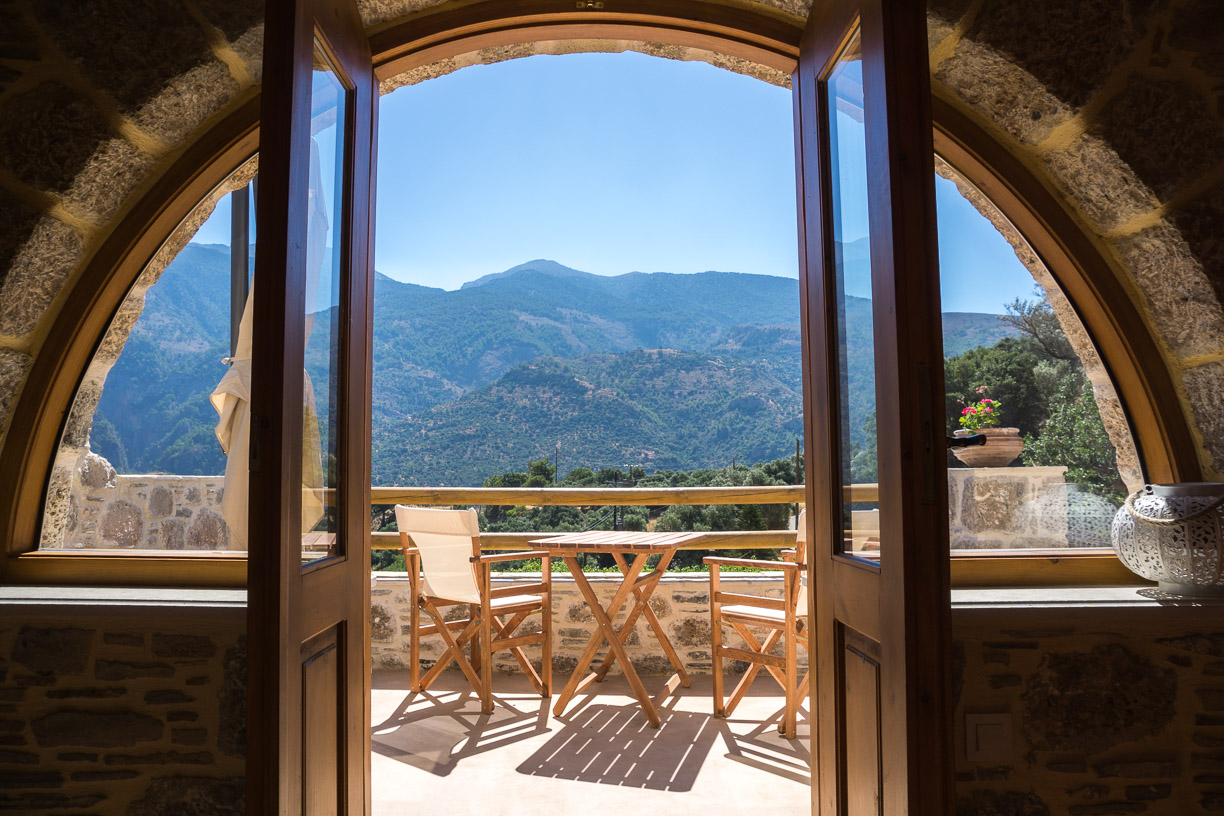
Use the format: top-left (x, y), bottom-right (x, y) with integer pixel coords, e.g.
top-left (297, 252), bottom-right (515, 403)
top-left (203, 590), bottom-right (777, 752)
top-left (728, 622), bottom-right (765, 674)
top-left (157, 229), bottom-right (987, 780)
top-left (247, 0), bottom-right (375, 811)
top-left (796, 0), bottom-right (954, 811)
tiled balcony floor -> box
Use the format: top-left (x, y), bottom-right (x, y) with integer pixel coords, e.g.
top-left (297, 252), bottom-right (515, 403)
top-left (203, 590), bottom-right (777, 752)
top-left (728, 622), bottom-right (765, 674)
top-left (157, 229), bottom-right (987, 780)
top-left (372, 670), bottom-right (811, 816)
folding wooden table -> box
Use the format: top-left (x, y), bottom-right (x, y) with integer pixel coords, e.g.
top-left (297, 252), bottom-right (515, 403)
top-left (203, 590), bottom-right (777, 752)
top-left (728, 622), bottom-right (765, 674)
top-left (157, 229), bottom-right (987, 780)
top-left (529, 529), bottom-right (704, 727)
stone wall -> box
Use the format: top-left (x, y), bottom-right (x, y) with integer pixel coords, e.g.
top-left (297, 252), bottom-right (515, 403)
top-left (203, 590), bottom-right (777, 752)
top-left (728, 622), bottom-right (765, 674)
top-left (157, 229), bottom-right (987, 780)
top-left (41, 455), bottom-right (230, 551)
top-left (954, 603), bottom-right (1224, 814)
top-left (370, 571), bottom-right (808, 677)
top-left (0, 600), bottom-right (245, 815)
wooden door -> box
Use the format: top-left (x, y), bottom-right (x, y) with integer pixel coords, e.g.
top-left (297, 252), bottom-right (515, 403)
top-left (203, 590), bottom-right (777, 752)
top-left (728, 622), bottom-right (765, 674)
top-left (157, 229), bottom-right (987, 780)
top-left (794, 1), bottom-right (953, 813)
top-left (248, 0), bottom-right (376, 812)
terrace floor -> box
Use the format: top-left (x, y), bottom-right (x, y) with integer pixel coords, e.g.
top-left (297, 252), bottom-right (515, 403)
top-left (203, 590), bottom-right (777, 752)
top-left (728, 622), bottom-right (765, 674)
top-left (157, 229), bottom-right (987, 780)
top-left (372, 670), bottom-right (812, 816)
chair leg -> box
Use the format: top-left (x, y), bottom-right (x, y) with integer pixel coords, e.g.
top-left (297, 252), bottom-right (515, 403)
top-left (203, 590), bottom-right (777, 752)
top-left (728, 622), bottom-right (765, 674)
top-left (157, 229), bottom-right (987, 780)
top-left (479, 600), bottom-right (494, 714)
top-left (781, 624), bottom-right (798, 739)
top-left (468, 603), bottom-right (481, 676)
top-left (710, 567), bottom-right (724, 717)
top-left (541, 556), bottom-right (552, 698)
top-left (408, 551), bottom-right (421, 691)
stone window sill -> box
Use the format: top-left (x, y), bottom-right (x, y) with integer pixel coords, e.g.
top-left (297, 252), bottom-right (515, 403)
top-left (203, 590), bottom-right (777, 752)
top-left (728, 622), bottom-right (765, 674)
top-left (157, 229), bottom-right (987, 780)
top-left (0, 585), bottom-right (246, 618)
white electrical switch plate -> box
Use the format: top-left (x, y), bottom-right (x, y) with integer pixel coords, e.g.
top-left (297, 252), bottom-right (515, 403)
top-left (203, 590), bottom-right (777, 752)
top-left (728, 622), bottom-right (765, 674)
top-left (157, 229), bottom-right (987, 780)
top-left (965, 713), bottom-right (1012, 762)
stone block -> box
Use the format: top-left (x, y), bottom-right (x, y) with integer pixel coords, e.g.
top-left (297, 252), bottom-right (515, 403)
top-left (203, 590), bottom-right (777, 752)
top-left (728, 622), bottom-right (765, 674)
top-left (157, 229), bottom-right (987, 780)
top-left (1067, 804), bottom-right (1146, 815)
top-left (955, 789), bottom-right (1050, 815)
top-left (0, 215), bottom-right (84, 338)
top-left (217, 636), bottom-right (246, 758)
top-left (1093, 760), bottom-right (1179, 778)
top-left (1182, 363), bottom-right (1224, 476)
top-left (171, 728), bottom-right (207, 746)
top-left (55, 752), bottom-right (98, 762)
top-left (1125, 784), bottom-right (1171, 800)
top-left (102, 633), bottom-right (144, 647)
top-left (968, 0), bottom-right (1149, 109)
top-left (186, 508), bottom-right (228, 549)
top-left (1111, 223), bottom-right (1224, 359)
top-left (101, 499), bottom-right (143, 548)
top-left (71, 769), bottom-right (139, 782)
top-left (94, 660), bottom-right (174, 680)
top-left (0, 792), bottom-right (103, 811)
top-left (0, 349), bottom-right (32, 434)
top-left (934, 37), bottom-right (1072, 145)
top-left (1168, 183), bottom-right (1224, 312)
top-left (126, 776), bottom-right (244, 816)
top-left (151, 634), bottom-right (215, 659)
top-left (45, 687), bottom-right (124, 699)
top-left (62, 136), bottom-right (155, 224)
top-left (13, 626), bottom-right (94, 676)
top-left (144, 690), bottom-right (193, 705)
top-left (160, 518), bottom-right (187, 550)
top-left (370, 604), bottom-right (394, 642)
top-left (0, 82), bottom-right (110, 193)
top-left (103, 750), bottom-right (213, 765)
top-left (0, 188), bottom-right (42, 290)
top-left (671, 617), bottom-right (711, 648)
top-left (167, 711), bottom-right (199, 723)
top-left (30, 709), bottom-right (162, 747)
top-left (1094, 76), bottom-right (1224, 203)
top-left (1022, 644), bottom-right (1175, 752)
top-left (0, 749), bottom-right (37, 764)
top-left (1043, 135), bottom-right (1158, 233)
top-left (149, 487), bottom-right (173, 518)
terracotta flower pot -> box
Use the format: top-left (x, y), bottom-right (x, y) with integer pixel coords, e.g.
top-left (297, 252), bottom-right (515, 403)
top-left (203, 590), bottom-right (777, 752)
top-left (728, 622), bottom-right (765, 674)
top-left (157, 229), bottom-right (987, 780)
top-left (951, 427), bottom-right (1023, 468)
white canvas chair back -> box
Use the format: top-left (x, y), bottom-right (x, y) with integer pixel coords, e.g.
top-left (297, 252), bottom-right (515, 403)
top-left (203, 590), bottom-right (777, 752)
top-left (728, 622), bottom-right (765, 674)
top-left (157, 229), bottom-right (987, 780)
top-left (795, 509), bottom-right (809, 617)
top-left (395, 505), bottom-right (481, 604)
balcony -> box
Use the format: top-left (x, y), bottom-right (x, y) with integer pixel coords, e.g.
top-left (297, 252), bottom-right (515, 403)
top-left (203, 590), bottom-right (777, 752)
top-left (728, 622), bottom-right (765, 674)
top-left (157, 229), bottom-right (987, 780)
top-left (368, 483), bottom-right (814, 813)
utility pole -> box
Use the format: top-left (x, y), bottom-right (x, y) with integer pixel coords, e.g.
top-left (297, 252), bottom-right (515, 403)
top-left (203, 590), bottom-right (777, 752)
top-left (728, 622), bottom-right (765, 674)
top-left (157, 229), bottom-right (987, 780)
top-left (554, 440), bottom-right (560, 484)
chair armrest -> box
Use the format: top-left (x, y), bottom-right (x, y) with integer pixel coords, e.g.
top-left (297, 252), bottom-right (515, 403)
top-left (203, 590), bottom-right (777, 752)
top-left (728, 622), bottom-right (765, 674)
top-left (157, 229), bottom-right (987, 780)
top-left (704, 556), bottom-right (798, 571)
top-left (472, 550), bottom-right (551, 564)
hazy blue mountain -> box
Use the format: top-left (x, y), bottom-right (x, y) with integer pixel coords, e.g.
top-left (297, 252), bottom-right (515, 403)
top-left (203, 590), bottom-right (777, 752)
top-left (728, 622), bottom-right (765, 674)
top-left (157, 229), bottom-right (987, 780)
top-left (93, 245), bottom-right (1019, 483)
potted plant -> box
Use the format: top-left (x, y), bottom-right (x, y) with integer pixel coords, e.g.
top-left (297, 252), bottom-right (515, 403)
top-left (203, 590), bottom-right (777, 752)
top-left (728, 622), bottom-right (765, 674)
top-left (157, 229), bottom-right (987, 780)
top-left (951, 387), bottom-right (1023, 468)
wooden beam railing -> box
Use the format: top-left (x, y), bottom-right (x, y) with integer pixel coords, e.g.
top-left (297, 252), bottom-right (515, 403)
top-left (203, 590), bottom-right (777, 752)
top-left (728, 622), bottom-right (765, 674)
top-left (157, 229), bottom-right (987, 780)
top-left (370, 483), bottom-right (878, 506)
top-left (369, 483), bottom-right (880, 552)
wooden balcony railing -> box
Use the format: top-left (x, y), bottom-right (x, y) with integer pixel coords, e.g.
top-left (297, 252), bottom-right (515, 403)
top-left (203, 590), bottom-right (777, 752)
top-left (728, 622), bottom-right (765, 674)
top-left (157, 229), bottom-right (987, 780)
top-left (368, 483), bottom-right (880, 552)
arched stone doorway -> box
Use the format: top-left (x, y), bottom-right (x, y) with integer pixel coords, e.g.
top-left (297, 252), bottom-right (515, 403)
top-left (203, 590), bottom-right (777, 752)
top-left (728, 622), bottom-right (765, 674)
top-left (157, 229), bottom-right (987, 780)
top-left (3, 0), bottom-right (1216, 557)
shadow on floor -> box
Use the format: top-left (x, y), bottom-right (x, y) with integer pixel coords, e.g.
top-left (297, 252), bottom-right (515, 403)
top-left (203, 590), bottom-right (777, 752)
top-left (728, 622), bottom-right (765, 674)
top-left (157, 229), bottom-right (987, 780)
top-left (718, 703), bottom-right (812, 787)
top-left (515, 702), bottom-right (721, 792)
top-left (372, 688), bottom-right (551, 777)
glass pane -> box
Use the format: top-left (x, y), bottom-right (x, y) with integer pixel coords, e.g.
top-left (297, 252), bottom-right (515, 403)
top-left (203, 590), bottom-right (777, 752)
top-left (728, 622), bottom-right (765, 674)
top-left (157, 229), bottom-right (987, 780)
top-left (935, 165), bottom-right (1137, 552)
top-left (825, 30), bottom-right (879, 561)
top-left (302, 40), bottom-right (349, 564)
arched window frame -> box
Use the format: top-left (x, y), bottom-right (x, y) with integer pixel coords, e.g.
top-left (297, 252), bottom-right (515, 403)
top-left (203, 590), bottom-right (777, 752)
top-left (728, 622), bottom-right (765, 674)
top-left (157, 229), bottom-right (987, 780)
top-left (0, 4), bottom-right (1201, 588)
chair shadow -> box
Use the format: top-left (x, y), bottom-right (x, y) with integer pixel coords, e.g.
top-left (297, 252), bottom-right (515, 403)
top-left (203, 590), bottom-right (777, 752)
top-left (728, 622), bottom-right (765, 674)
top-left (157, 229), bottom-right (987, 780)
top-left (718, 702), bottom-right (812, 787)
top-left (515, 701), bottom-right (720, 792)
top-left (372, 687), bottom-right (551, 777)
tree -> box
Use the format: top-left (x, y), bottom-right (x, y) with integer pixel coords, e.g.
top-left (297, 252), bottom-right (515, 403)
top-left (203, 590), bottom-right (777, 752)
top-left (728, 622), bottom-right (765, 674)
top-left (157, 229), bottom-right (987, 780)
top-left (1022, 372), bottom-right (1124, 502)
top-left (999, 287), bottom-right (1077, 364)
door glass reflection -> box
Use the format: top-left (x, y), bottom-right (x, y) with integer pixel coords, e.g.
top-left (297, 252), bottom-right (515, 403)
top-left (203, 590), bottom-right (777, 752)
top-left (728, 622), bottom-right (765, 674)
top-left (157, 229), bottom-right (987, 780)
top-left (824, 29), bottom-right (880, 562)
top-left (302, 39), bottom-right (350, 565)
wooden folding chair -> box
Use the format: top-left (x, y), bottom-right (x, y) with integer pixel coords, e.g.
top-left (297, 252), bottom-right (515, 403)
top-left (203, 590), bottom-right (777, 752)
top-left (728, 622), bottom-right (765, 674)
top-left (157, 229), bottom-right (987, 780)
top-left (395, 505), bottom-right (552, 714)
top-left (705, 509), bottom-right (810, 739)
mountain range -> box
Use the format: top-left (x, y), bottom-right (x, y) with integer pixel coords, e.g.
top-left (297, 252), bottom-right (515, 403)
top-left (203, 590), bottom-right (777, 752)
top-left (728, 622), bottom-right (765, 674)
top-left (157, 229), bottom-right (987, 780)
top-left (90, 245), bottom-right (1019, 484)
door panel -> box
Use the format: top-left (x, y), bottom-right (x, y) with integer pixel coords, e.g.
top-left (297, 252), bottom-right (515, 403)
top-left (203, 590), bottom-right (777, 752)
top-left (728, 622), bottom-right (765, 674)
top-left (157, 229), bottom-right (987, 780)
top-left (795, 1), bottom-right (953, 813)
top-left (842, 629), bottom-right (882, 816)
top-left (249, 0), bottom-right (375, 813)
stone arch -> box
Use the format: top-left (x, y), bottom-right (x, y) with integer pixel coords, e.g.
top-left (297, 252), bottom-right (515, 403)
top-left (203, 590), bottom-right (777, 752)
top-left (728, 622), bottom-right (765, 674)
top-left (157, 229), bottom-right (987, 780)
top-left (1, 0), bottom-right (1222, 552)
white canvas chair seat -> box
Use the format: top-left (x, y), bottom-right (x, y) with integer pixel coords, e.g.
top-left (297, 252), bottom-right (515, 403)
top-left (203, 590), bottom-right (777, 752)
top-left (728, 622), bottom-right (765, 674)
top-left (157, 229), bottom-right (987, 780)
top-left (705, 509), bottom-right (811, 739)
top-left (395, 505), bottom-right (553, 714)
top-left (721, 604), bottom-right (807, 625)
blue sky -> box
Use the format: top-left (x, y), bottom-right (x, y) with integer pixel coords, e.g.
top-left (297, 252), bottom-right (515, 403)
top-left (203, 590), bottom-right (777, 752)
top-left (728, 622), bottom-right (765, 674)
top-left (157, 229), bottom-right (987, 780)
top-left (196, 52), bottom-right (1037, 315)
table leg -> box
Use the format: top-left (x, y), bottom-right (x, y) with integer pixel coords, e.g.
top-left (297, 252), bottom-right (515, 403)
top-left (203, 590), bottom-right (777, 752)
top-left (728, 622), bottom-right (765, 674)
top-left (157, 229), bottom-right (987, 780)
top-left (592, 550), bottom-right (691, 690)
top-left (552, 554), bottom-right (661, 727)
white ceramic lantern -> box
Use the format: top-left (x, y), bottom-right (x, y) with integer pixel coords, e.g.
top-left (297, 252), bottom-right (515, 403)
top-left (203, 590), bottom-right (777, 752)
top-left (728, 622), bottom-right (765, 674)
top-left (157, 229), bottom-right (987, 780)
top-left (1112, 482), bottom-right (1224, 596)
